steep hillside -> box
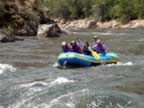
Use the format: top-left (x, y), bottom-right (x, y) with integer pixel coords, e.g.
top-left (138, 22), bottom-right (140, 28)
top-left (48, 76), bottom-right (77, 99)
top-left (0, 0), bottom-right (54, 36)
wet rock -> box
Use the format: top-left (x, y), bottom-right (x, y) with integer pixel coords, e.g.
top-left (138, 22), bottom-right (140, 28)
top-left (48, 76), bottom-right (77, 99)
top-left (0, 31), bottom-right (24, 43)
top-left (37, 24), bottom-right (62, 38)
top-left (0, 36), bottom-right (16, 43)
top-left (0, 31), bottom-right (14, 42)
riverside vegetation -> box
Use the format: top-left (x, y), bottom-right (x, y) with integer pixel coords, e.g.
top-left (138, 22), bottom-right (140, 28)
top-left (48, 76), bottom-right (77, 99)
top-left (44, 0), bottom-right (144, 22)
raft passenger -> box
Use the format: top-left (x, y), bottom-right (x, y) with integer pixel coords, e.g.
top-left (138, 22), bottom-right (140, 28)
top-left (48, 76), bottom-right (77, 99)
top-left (83, 41), bottom-right (91, 55)
top-left (71, 41), bottom-right (83, 54)
top-left (92, 39), bottom-right (107, 54)
top-left (61, 41), bottom-right (72, 53)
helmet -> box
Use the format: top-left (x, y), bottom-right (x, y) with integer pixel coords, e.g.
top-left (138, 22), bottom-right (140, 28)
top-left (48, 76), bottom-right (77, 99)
top-left (96, 39), bottom-right (101, 43)
top-left (61, 41), bottom-right (66, 46)
top-left (71, 40), bottom-right (75, 44)
top-left (93, 35), bottom-right (98, 39)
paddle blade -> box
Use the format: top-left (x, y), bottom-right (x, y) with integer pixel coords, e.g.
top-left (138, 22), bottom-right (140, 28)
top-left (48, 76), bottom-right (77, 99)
top-left (88, 47), bottom-right (100, 59)
top-left (91, 50), bottom-right (100, 59)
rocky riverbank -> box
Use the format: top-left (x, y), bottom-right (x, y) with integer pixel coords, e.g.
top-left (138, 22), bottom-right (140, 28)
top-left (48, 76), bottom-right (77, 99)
top-left (54, 18), bottom-right (144, 31)
top-left (0, 0), bottom-right (62, 42)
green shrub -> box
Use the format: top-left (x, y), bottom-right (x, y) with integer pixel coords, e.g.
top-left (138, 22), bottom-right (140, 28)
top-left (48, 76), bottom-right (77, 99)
top-left (43, 0), bottom-right (144, 21)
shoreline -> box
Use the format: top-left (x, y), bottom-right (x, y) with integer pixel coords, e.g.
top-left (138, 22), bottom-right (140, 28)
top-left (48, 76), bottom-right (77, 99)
top-left (54, 18), bottom-right (144, 31)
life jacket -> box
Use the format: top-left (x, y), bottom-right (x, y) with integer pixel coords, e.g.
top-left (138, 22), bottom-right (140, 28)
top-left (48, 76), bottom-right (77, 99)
top-left (83, 45), bottom-right (91, 55)
top-left (93, 43), bottom-right (106, 54)
top-left (62, 45), bottom-right (72, 53)
top-left (72, 44), bottom-right (83, 54)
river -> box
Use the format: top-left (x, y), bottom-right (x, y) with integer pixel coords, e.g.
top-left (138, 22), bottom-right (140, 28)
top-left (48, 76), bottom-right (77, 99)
top-left (0, 28), bottom-right (144, 108)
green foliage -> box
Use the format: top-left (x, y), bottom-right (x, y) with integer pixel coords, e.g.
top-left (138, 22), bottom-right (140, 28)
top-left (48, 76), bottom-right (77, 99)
top-left (132, 0), bottom-right (144, 19)
top-left (43, 0), bottom-right (144, 21)
top-left (91, 0), bottom-right (116, 21)
top-left (81, 0), bottom-right (93, 17)
top-left (44, 0), bottom-right (69, 18)
top-left (111, 0), bottom-right (135, 23)
top-left (67, 0), bottom-right (83, 18)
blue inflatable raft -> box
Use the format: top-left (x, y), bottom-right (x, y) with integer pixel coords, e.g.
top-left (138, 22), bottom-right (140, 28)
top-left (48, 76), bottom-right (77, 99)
top-left (58, 52), bottom-right (120, 67)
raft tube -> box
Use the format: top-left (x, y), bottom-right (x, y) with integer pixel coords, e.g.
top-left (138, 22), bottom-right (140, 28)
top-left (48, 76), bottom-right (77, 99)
top-left (58, 52), bottom-right (120, 67)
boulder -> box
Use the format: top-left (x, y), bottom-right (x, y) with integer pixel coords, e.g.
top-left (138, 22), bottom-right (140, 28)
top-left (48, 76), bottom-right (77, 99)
top-left (86, 20), bottom-right (97, 28)
top-left (0, 0), bottom-right (57, 37)
top-left (14, 18), bottom-right (39, 36)
top-left (37, 24), bottom-right (62, 38)
top-left (0, 31), bottom-right (15, 42)
top-left (0, 31), bottom-right (24, 43)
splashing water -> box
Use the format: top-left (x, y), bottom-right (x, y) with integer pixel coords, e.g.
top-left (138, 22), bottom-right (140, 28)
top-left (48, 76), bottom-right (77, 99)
top-left (50, 77), bottom-right (74, 86)
top-left (52, 62), bottom-right (61, 67)
top-left (19, 81), bottom-right (48, 88)
top-left (47, 89), bottom-right (89, 108)
top-left (106, 62), bottom-right (133, 67)
top-left (0, 63), bottom-right (16, 74)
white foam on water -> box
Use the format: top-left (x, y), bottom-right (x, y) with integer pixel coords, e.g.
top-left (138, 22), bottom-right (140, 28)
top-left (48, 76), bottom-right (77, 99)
top-left (9, 100), bottom-right (49, 108)
top-left (18, 81), bottom-right (48, 96)
top-left (7, 89), bottom-right (88, 108)
top-left (50, 77), bottom-right (74, 86)
top-left (52, 62), bottom-right (60, 67)
top-left (87, 97), bottom-right (132, 108)
top-left (87, 101), bottom-right (99, 108)
top-left (25, 87), bottom-right (44, 97)
top-left (29, 87), bottom-right (43, 92)
top-left (36, 103), bottom-right (49, 108)
top-left (20, 81), bottom-right (48, 88)
top-left (47, 89), bottom-right (88, 108)
top-left (66, 102), bottom-right (75, 108)
top-left (73, 31), bottom-right (126, 36)
top-left (0, 63), bottom-right (16, 74)
top-left (8, 96), bottom-right (34, 108)
top-left (106, 62), bottom-right (133, 67)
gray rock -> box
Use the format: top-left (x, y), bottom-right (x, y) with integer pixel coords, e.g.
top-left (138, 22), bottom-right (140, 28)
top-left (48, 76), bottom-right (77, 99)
top-left (86, 20), bottom-right (97, 28)
top-left (0, 31), bottom-right (24, 43)
top-left (14, 20), bottom-right (38, 36)
top-left (37, 24), bottom-right (62, 38)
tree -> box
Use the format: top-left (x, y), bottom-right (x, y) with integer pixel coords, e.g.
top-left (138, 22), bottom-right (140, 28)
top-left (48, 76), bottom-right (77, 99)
top-left (133, 0), bottom-right (144, 19)
top-left (111, 0), bottom-right (135, 23)
top-left (43, 0), bottom-right (144, 21)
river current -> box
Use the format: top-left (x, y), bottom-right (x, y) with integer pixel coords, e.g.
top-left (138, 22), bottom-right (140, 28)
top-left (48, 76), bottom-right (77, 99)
top-left (0, 28), bottom-right (144, 108)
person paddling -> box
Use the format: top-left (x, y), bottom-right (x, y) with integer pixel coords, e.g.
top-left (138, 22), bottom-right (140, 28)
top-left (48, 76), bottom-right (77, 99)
top-left (71, 40), bottom-right (83, 54)
top-left (92, 39), bottom-right (107, 55)
top-left (92, 35), bottom-right (99, 46)
top-left (61, 41), bottom-right (72, 53)
top-left (83, 41), bottom-right (91, 55)
top-left (92, 35), bottom-right (108, 54)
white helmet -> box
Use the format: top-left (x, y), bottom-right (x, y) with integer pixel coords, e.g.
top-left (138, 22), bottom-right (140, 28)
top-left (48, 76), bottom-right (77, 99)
top-left (93, 35), bottom-right (98, 39)
top-left (61, 41), bottom-right (66, 46)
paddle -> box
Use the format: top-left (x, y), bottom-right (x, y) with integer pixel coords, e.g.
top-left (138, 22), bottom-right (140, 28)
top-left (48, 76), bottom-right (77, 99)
top-left (88, 47), bottom-right (100, 59)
